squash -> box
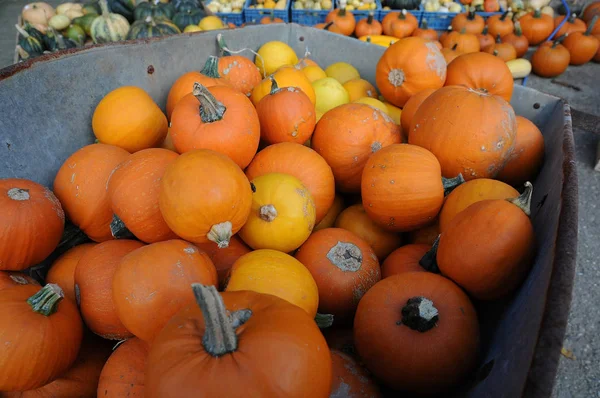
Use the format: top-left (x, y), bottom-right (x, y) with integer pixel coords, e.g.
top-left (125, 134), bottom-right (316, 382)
top-left (302, 65), bottom-right (328, 82)
top-left (531, 36), bottom-right (570, 77)
top-left (324, 62), bottom-right (360, 84)
top-left (315, 194), bottom-right (344, 231)
top-left (335, 204), bottom-right (403, 260)
top-left (355, 13), bottom-right (383, 36)
top-left (159, 149), bottom-right (253, 248)
top-left (477, 25), bottom-right (494, 50)
top-left (330, 350), bottom-right (382, 397)
top-left (354, 272), bottom-right (479, 394)
top-left (172, 9), bottom-right (206, 30)
top-left (46, 243), bottom-right (97, 303)
top-left (90, 0), bottom-right (130, 43)
top-left (312, 77), bottom-right (350, 120)
top-left (412, 19), bottom-right (438, 41)
top-left (439, 178), bottom-right (519, 232)
top-left (216, 35), bottom-right (263, 97)
top-left (451, 9), bottom-right (485, 34)
top-left (107, 148), bottom-right (178, 243)
top-left (497, 116), bottom-right (545, 186)
top-left (343, 78), bottom-right (378, 102)
top-left (381, 243), bottom-right (430, 278)
top-left (239, 173), bottom-right (316, 252)
top-left (502, 21), bottom-right (530, 58)
top-left (563, 17), bottom-right (600, 65)
top-left (0, 271), bottom-right (39, 291)
top-left (133, 0), bottom-right (175, 20)
top-left (441, 44), bottom-right (463, 64)
top-left (519, 9), bottom-right (554, 45)
top-left (353, 97), bottom-right (388, 114)
top-left (389, 9), bottom-right (419, 38)
top-left (22, 21), bottom-right (45, 42)
top-left (47, 16), bottom-right (69, 37)
top-left (1, 178), bottom-right (64, 271)
top-left (400, 88), bottom-right (435, 136)
top-left (506, 58), bottom-right (532, 79)
top-left (97, 337), bottom-right (148, 397)
top-left (106, 0), bottom-right (137, 22)
top-left (127, 15), bottom-right (181, 38)
top-left (72, 13), bottom-right (98, 35)
top-left (252, 66), bottom-right (316, 106)
top-left (21, 2), bottom-right (55, 29)
top-left (147, 285), bottom-right (332, 397)
top-left (437, 182), bottom-right (535, 300)
top-left (485, 34), bottom-right (518, 62)
top-left (198, 16), bottom-right (225, 31)
top-left (554, 13), bottom-right (587, 37)
top-left (312, 103), bottom-right (401, 192)
top-left (255, 40), bottom-right (299, 77)
top-left (53, 144), bottom-right (130, 242)
top-left (170, 84), bottom-right (260, 168)
top-left (441, 28), bottom-right (481, 53)
top-left (295, 227), bottom-right (380, 322)
top-left (408, 85), bottom-right (517, 180)
top-left (195, 236), bottom-right (251, 289)
top-left (358, 34), bottom-right (399, 47)
top-left (376, 37), bottom-right (446, 108)
top-left (245, 142), bottom-right (335, 224)
top-left (173, 0), bottom-right (203, 12)
top-left (15, 24), bottom-right (44, 58)
top-left (0, 284), bottom-right (83, 391)
top-left (487, 9), bottom-right (514, 37)
top-left (325, 8), bottom-right (356, 36)
top-left (92, 86), bottom-right (168, 153)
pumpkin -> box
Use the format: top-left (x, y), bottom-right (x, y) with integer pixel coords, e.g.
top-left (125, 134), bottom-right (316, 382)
top-left (170, 84), bottom-right (260, 168)
top-left (335, 204), bottom-right (403, 260)
top-left (245, 142), bottom-right (335, 224)
top-left (441, 29), bottom-right (481, 53)
top-left (485, 34), bottom-right (518, 61)
top-left (147, 285), bottom-right (332, 397)
top-left (315, 194), bottom-right (345, 231)
top-left (451, 9), bottom-right (485, 34)
top-left (226, 249), bottom-right (319, 316)
top-left (172, 9), bottom-right (206, 31)
top-left (324, 62), bottom-right (360, 84)
top-left (0, 284), bottom-right (83, 391)
top-left (563, 17), bottom-right (600, 64)
top-left (217, 35), bottom-right (263, 97)
top-left (166, 56), bottom-right (229, 120)
top-left (127, 15), bottom-right (181, 39)
top-left (159, 149), bottom-right (252, 248)
top-left (497, 116), bottom-right (545, 186)
top-left (107, 148), bottom-right (178, 243)
top-left (519, 9), bottom-right (554, 45)
top-left (15, 24), bottom-right (44, 58)
top-left (408, 85), bottom-right (517, 180)
top-left (408, 219), bottom-right (440, 245)
top-left (92, 86), bottom-right (168, 153)
top-left (312, 103), bottom-right (401, 192)
top-left (400, 88), bottom-right (435, 136)
top-left (343, 78), bottom-right (378, 102)
top-left (113, 239), bottom-right (218, 343)
top-left (383, 101), bottom-right (403, 126)
top-left (354, 272), bottom-right (479, 394)
top-left (239, 173), bottom-right (316, 252)
top-left (477, 25), bottom-right (495, 50)
top-left (439, 178), bottom-right (519, 232)
top-left (90, 0), bottom-right (130, 43)
top-left (325, 8), bottom-right (356, 36)
top-left (0, 271), bottom-right (38, 291)
top-left (330, 350), bottom-right (382, 397)
top-left (1, 178), bottom-right (64, 271)
top-left (46, 243), bottom-right (97, 303)
top-left (53, 144), bottom-right (130, 242)
top-left (555, 13), bottom-right (587, 37)
top-left (376, 37), bottom-right (446, 108)
top-left (584, 2), bottom-right (600, 22)
top-left (412, 19), bottom-right (438, 41)
top-left (487, 9), bottom-right (514, 37)
top-left (295, 228), bottom-right (381, 322)
top-left (302, 65), bottom-right (328, 82)
top-left (381, 11), bottom-right (415, 35)
top-left (260, 13), bottom-right (284, 24)
top-left (437, 182), bottom-right (535, 300)
top-left (195, 236), bottom-right (251, 289)
top-left (389, 9), bottom-right (419, 38)
top-left (251, 66), bottom-right (317, 106)
top-left (355, 13), bottom-right (383, 36)
top-left (381, 243), bottom-right (430, 278)
top-left (22, 2), bottom-right (55, 28)
top-left (106, 0), bottom-right (137, 22)
top-left (75, 240), bottom-right (143, 339)
top-left (312, 77), bottom-right (351, 120)
top-left (255, 40), bottom-right (299, 77)
top-left (502, 21), bottom-right (530, 58)
top-left (531, 36), bottom-right (571, 77)
top-left (97, 337), bottom-right (148, 397)
top-left (441, 44), bottom-right (463, 64)
top-left (133, 0), bottom-right (175, 20)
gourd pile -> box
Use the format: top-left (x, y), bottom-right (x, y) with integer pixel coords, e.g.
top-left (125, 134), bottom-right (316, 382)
top-left (1, 32), bottom-right (550, 397)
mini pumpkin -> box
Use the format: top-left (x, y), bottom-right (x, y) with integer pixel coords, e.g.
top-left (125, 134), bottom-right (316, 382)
top-left (381, 243), bottom-right (430, 278)
top-left (400, 88), bottom-right (435, 136)
top-left (531, 36), bottom-right (571, 77)
top-left (451, 8), bottom-right (485, 34)
top-left (487, 9), bottom-right (514, 38)
top-left (343, 78), bottom-right (379, 102)
top-left (390, 9), bottom-right (419, 38)
top-left (554, 13), bottom-right (587, 37)
top-left (563, 17), bottom-right (600, 65)
top-left (216, 35), bottom-right (263, 97)
top-left (46, 243), bottom-right (97, 303)
top-left (519, 9), bottom-right (554, 45)
top-left (485, 34), bottom-right (518, 62)
top-left (441, 29), bottom-right (481, 53)
top-left (477, 25), bottom-right (495, 50)
top-left (355, 13), bottom-right (383, 37)
top-left (326, 8), bottom-right (356, 36)
top-left (502, 21), bottom-right (530, 58)
top-left (330, 350), bottom-right (382, 397)
top-left (251, 65), bottom-right (317, 106)
top-left (97, 337), bottom-right (148, 397)
top-left (412, 19), bottom-right (438, 41)
top-left (441, 44), bottom-right (463, 64)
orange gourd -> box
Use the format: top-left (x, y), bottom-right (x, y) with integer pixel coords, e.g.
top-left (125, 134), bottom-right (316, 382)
top-left (46, 243), bottom-right (97, 303)
top-left (381, 244), bottom-right (430, 278)
top-left (487, 9), bottom-right (514, 38)
top-left (400, 88), bottom-right (435, 136)
top-left (554, 13), bottom-right (587, 37)
top-left (316, 21), bottom-right (346, 34)
top-left (485, 35), bottom-right (518, 62)
top-left (159, 149), bottom-right (252, 248)
top-left (412, 19), bottom-right (438, 41)
top-left (477, 26), bottom-right (495, 50)
top-left (326, 8), bottom-right (356, 36)
top-left (330, 350), bottom-right (382, 397)
top-left (441, 29), bottom-right (481, 53)
top-left (97, 337), bottom-right (148, 398)
top-left (312, 103), bottom-right (401, 192)
top-left (376, 37), bottom-right (446, 108)
top-left (53, 144), bottom-right (130, 242)
top-left (343, 78), bottom-right (378, 102)
top-left (519, 9), bottom-right (554, 45)
top-left (451, 9), bottom-right (485, 34)
top-left (531, 37), bottom-right (571, 77)
top-left (390, 10), bottom-right (419, 38)
top-left (195, 235), bottom-right (252, 289)
top-left (0, 271), bottom-right (38, 291)
top-left (1, 178), bottom-right (64, 271)
top-left (355, 13), bottom-right (382, 37)
top-left (314, 194), bottom-right (345, 231)
top-left (217, 55), bottom-right (262, 97)
top-left (502, 21), bottom-right (530, 58)
top-left (251, 65), bottom-right (317, 106)
top-left (563, 17), bottom-right (600, 64)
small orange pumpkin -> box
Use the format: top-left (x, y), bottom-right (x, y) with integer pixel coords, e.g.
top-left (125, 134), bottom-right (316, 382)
top-left (531, 37), bottom-right (571, 77)
top-left (487, 9), bottom-right (514, 38)
top-left (519, 9), bottom-right (554, 45)
top-left (97, 337), bottom-right (148, 397)
top-left (502, 21), bottom-right (530, 58)
top-left (381, 243), bottom-right (430, 278)
top-left (195, 235), bottom-right (252, 289)
top-left (330, 350), bottom-right (382, 397)
top-left (343, 78), bottom-right (378, 102)
top-left (390, 9), bottom-right (419, 38)
top-left (477, 25), bottom-right (495, 50)
top-left (400, 88), bottom-right (435, 136)
top-left (412, 19), bottom-right (438, 41)
top-left (326, 8), bottom-right (356, 36)
top-left (216, 35), bottom-right (263, 97)
top-left (441, 29), bottom-right (481, 53)
top-left (451, 8), bottom-right (485, 34)
top-left (441, 44), bottom-right (464, 64)
top-left (46, 243), bottom-right (97, 303)
top-left (554, 13), bottom-right (587, 37)
top-left (260, 14), bottom-right (284, 24)
top-left (355, 13), bottom-right (382, 37)
top-left (485, 35), bottom-right (518, 62)
top-left (563, 17), bottom-right (600, 65)
top-left (251, 65), bottom-right (317, 106)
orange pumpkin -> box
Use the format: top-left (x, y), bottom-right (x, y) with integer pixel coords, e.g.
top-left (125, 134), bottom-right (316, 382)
top-left (170, 84), bottom-right (260, 169)
top-left (245, 142), bottom-right (335, 223)
top-left (451, 9), bottom-right (485, 34)
top-left (400, 88), bottom-right (435, 136)
top-left (531, 37), bottom-right (571, 77)
top-left (216, 35), bottom-right (263, 97)
top-left (408, 85), bottom-right (517, 180)
top-left (326, 8), bottom-right (356, 36)
top-left (381, 243), bottom-right (430, 278)
top-left (330, 350), bottom-right (382, 397)
top-left (53, 144), bottom-right (130, 242)
top-left (563, 18), bottom-right (600, 65)
top-left (485, 35), bottom-right (518, 62)
top-left (441, 29), bottom-right (481, 53)
top-left (584, 2), bottom-right (600, 23)
top-left (335, 204), bottom-right (403, 260)
top-left (390, 10), bottom-right (419, 38)
top-left (260, 14), bottom-right (284, 24)
top-left (477, 25), bottom-right (495, 50)
top-left (441, 44), bottom-right (464, 64)
top-left (107, 148), bottom-right (179, 243)
top-left (355, 13), bottom-right (383, 36)
top-left (159, 149), bottom-right (252, 248)
top-left (1, 178), bottom-right (64, 271)
top-left (382, 11), bottom-right (400, 35)
top-left (0, 271), bottom-right (39, 291)
top-left (97, 337), bottom-right (148, 398)
top-left (113, 239), bottom-right (218, 343)
top-left (497, 116), bottom-right (545, 186)
top-left (502, 21), bottom-right (530, 58)
top-left (487, 9), bottom-right (514, 37)
top-left (74, 239), bottom-right (144, 339)
top-left (312, 103), bottom-right (401, 192)
top-left (554, 13), bottom-right (587, 37)
top-left (314, 194), bottom-right (345, 231)
top-left (343, 78), bottom-right (378, 102)
top-left (195, 235), bottom-right (252, 289)
top-left (316, 21), bottom-right (346, 34)
top-left (519, 9), bottom-right (554, 45)
top-left (46, 243), bottom-right (97, 303)
top-left (412, 19), bottom-right (438, 41)
top-left (408, 219), bottom-right (440, 245)
top-left (251, 65), bottom-right (317, 106)
top-left (376, 37), bottom-right (446, 108)
top-left (354, 272), bottom-right (479, 394)
top-left (295, 228), bottom-right (381, 322)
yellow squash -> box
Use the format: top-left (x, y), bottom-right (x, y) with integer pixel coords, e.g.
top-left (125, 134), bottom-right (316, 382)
top-left (353, 97), bottom-right (389, 114)
top-left (358, 35), bottom-right (399, 47)
top-left (312, 77), bottom-right (350, 121)
top-left (255, 40), bottom-right (299, 77)
top-left (325, 62), bottom-right (360, 84)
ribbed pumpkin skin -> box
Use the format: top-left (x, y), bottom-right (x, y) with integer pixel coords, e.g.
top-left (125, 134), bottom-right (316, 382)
top-left (218, 55), bottom-right (263, 97)
top-left (97, 337), bottom-right (148, 398)
top-left (127, 16), bottom-right (181, 39)
top-left (381, 244), bottom-right (430, 278)
top-left (133, 2), bottom-right (175, 20)
top-left (46, 243), bottom-right (97, 303)
top-left (172, 9), bottom-right (206, 30)
top-left (90, 2), bottom-right (130, 43)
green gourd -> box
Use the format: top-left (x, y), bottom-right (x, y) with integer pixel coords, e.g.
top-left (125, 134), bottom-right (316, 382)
top-left (172, 9), bottom-right (206, 30)
top-left (15, 24), bottom-right (44, 57)
top-left (72, 13), bottom-right (98, 36)
top-left (127, 16), bottom-right (181, 39)
top-left (134, 0), bottom-right (176, 20)
top-left (22, 22), bottom-right (45, 42)
top-left (63, 24), bottom-right (86, 46)
top-left (108, 0), bottom-right (137, 21)
top-left (91, 0), bottom-right (131, 43)
top-left (173, 0), bottom-right (203, 12)
top-left (82, 1), bottom-right (102, 14)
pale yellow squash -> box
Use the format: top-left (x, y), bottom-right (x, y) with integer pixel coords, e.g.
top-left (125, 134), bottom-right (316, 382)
top-left (312, 77), bottom-right (350, 121)
top-left (325, 62), bottom-right (360, 84)
top-left (255, 41), bottom-right (299, 77)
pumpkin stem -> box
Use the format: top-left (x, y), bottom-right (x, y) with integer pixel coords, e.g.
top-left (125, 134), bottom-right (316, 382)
top-left (500, 8), bottom-right (510, 21)
top-left (419, 235), bottom-right (440, 273)
top-left (259, 204), bottom-right (278, 222)
top-left (323, 21), bottom-right (335, 31)
top-left (399, 9), bottom-right (407, 20)
top-left (201, 56), bottom-right (222, 79)
top-left (7, 187), bottom-right (30, 201)
top-left (568, 13), bottom-right (576, 24)
top-left (493, 49), bottom-right (499, 56)
top-left (442, 174), bottom-right (465, 196)
top-left (207, 221), bottom-right (233, 248)
top-left (495, 33), bottom-right (501, 43)
top-left (421, 19), bottom-right (429, 29)
top-left (338, 8), bottom-right (347, 17)
top-left (27, 284), bottom-right (64, 316)
top-left (216, 33), bottom-right (231, 56)
top-left (533, 8), bottom-right (541, 18)
top-left (315, 313), bottom-right (334, 328)
top-left (482, 25), bottom-right (489, 35)
top-left (514, 21), bottom-right (522, 36)
top-left (14, 24), bottom-right (31, 39)
top-left (452, 43), bottom-right (458, 50)
top-left (110, 214), bottom-right (135, 239)
top-left (506, 181), bottom-right (533, 216)
top-left (192, 284), bottom-right (251, 357)
top-left (99, 0), bottom-right (111, 16)
top-left (145, 16), bottom-right (156, 26)
top-left (327, 242), bottom-right (362, 272)
top-left (367, 12), bottom-right (374, 24)
top-left (193, 83), bottom-right (226, 123)
top-left (399, 296), bottom-right (439, 332)
top-left (585, 15), bottom-right (598, 36)
top-left (387, 69), bottom-right (405, 87)
top-left (552, 34), bottom-right (567, 48)
top-left (467, 7), bottom-right (476, 20)
top-left (268, 76), bottom-right (280, 95)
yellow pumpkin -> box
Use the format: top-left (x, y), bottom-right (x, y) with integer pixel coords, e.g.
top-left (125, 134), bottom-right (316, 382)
top-left (312, 77), bottom-right (350, 121)
top-left (353, 97), bottom-right (389, 114)
top-left (184, 25), bottom-right (202, 32)
top-left (251, 66), bottom-right (316, 107)
top-left (325, 62), bottom-right (360, 84)
top-left (226, 249), bottom-right (320, 317)
top-left (302, 65), bottom-right (328, 82)
top-left (239, 173), bottom-right (316, 253)
top-left (383, 101), bottom-right (402, 126)
top-left (343, 78), bottom-right (378, 102)
top-left (198, 16), bottom-right (224, 31)
top-left (255, 41), bottom-right (299, 77)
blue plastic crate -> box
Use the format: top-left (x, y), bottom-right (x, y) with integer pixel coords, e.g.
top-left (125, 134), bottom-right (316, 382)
top-left (475, 8), bottom-right (504, 20)
top-left (377, 8), bottom-right (423, 27)
top-left (334, 0), bottom-right (381, 22)
top-left (420, 3), bottom-right (465, 31)
top-left (205, 0), bottom-right (246, 26)
top-left (244, 0), bottom-right (292, 23)
top-left (291, 2), bottom-right (332, 26)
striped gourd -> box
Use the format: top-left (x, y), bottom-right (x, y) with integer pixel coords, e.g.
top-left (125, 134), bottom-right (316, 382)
top-left (172, 9), bottom-right (206, 30)
top-left (127, 16), bottom-right (181, 39)
top-left (133, 1), bottom-right (176, 21)
top-left (90, 0), bottom-right (130, 43)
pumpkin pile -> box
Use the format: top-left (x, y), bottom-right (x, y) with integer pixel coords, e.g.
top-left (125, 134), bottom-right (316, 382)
top-left (1, 33), bottom-right (548, 397)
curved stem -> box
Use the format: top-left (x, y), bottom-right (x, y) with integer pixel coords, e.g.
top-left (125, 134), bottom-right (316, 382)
top-left (110, 214), bottom-right (135, 239)
top-left (506, 181), bottom-right (533, 216)
top-left (533, 8), bottom-right (541, 18)
top-left (201, 56), bottom-right (222, 79)
top-left (442, 173), bottom-right (465, 196)
top-left (268, 75), bottom-right (280, 95)
top-left (259, 204), bottom-right (278, 222)
top-left (27, 284), bottom-right (64, 316)
top-left (193, 83), bottom-right (226, 123)
top-left (419, 235), bottom-right (440, 273)
top-left (585, 15), bottom-right (598, 36)
top-left (216, 33), bottom-right (231, 56)
top-left (207, 221), bottom-right (233, 248)
top-left (323, 21), bottom-right (334, 31)
top-left (500, 8), bottom-right (510, 21)
top-left (452, 43), bottom-right (458, 50)
top-left (315, 313), bottom-right (334, 328)
top-left (400, 296), bottom-right (439, 332)
top-left (192, 284), bottom-right (251, 357)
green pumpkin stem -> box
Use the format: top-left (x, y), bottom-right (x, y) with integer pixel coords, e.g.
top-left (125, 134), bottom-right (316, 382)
top-left (217, 33), bottom-right (231, 56)
top-left (367, 12), bottom-right (374, 24)
top-left (567, 13), bottom-right (576, 24)
top-left (533, 8), bottom-right (541, 18)
top-left (268, 75), bottom-right (280, 95)
top-left (110, 214), bottom-right (135, 239)
top-left (467, 7), bottom-right (476, 20)
top-left (493, 49), bottom-right (499, 56)
top-left (442, 173), bottom-right (465, 196)
top-left (495, 33), bottom-right (502, 43)
top-left (506, 181), bottom-right (533, 216)
top-left (27, 284), bottom-right (64, 316)
top-left (399, 9), bottom-right (407, 19)
top-left (500, 8), bottom-right (510, 21)
top-left (482, 25), bottom-right (489, 35)
top-left (99, 0), bottom-right (111, 16)
top-left (192, 284), bottom-right (252, 357)
top-left (419, 235), bottom-right (440, 273)
top-left (552, 34), bottom-right (567, 48)
top-left (315, 313), bottom-right (334, 328)
top-left (399, 296), bottom-right (439, 332)
top-left (201, 56), bottom-right (222, 79)
top-left (338, 8), bottom-right (347, 17)
top-left (193, 83), bottom-right (226, 123)
top-left (514, 21), bottom-right (523, 36)
top-left (585, 15), bottom-right (598, 36)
